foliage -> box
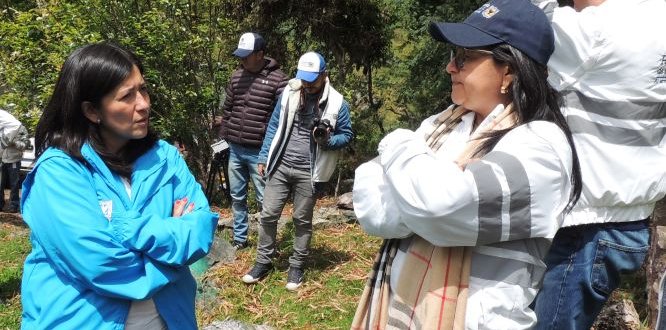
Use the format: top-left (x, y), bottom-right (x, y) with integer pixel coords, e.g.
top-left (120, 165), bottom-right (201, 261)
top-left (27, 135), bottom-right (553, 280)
top-left (0, 219), bottom-right (31, 329)
top-left (86, 0), bottom-right (239, 176)
top-left (0, 1), bottom-right (99, 129)
top-left (0, 0), bottom-right (394, 185)
top-left (228, 0), bottom-right (394, 183)
top-left (0, 0), bottom-right (488, 188)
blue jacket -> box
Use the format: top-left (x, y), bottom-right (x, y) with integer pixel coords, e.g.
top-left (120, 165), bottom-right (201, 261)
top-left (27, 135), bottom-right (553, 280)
top-left (20, 140), bottom-right (218, 330)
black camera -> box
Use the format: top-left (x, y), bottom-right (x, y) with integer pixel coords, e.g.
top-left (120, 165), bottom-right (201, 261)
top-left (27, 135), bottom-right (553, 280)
top-left (312, 118), bottom-right (332, 142)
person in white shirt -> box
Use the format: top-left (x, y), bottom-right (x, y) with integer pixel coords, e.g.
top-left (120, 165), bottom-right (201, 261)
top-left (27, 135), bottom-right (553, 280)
top-left (529, 0), bottom-right (666, 328)
top-left (0, 109), bottom-right (25, 213)
top-left (351, 0), bottom-right (582, 328)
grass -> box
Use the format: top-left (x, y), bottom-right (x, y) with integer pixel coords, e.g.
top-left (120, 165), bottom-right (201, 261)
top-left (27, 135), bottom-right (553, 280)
top-left (0, 202), bottom-right (382, 330)
top-left (0, 204), bottom-right (656, 329)
top-left (196, 218), bottom-right (382, 329)
top-left (0, 218), bottom-right (31, 330)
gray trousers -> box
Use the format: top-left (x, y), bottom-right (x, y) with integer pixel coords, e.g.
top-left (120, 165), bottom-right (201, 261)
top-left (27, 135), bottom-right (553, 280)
top-left (256, 164), bottom-right (315, 268)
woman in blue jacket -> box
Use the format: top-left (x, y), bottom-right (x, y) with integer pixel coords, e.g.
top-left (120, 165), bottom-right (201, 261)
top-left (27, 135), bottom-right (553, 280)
top-left (20, 42), bottom-right (219, 329)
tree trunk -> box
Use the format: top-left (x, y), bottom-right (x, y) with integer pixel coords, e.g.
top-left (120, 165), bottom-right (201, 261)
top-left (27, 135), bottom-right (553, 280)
top-left (647, 198), bottom-right (666, 327)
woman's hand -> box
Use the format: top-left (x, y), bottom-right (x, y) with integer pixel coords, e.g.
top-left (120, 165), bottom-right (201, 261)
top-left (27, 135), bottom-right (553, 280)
top-left (172, 197), bottom-right (194, 217)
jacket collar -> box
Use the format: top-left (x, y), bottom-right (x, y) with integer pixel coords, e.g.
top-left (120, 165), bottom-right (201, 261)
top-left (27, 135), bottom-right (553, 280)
top-left (81, 141), bottom-right (173, 209)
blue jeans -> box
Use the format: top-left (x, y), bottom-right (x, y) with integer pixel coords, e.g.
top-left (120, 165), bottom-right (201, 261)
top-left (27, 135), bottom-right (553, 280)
top-left (0, 161), bottom-right (21, 210)
top-left (534, 219), bottom-right (650, 330)
top-left (227, 143), bottom-right (265, 243)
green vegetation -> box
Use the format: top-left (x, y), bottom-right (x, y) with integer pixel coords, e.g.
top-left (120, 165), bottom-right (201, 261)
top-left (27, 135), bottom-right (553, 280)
top-left (0, 1), bottom-right (657, 329)
top-left (0, 0), bottom-right (486, 179)
top-left (198, 222), bottom-right (381, 329)
top-left (0, 218), bottom-right (31, 330)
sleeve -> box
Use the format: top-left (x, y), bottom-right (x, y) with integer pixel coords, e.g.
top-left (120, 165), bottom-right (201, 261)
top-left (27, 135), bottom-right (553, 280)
top-left (9, 125), bottom-right (30, 150)
top-left (532, 0), bottom-right (606, 91)
top-left (326, 100), bottom-right (353, 150)
top-left (0, 111), bottom-right (21, 149)
top-left (21, 157), bottom-right (180, 300)
top-left (110, 149), bottom-right (218, 267)
top-left (353, 157), bottom-right (413, 239)
top-left (258, 100), bottom-right (282, 164)
top-left (356, 125), bottom-right (571, 247)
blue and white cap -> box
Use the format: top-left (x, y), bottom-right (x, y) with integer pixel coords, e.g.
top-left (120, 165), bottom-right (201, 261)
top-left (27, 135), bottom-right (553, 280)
top-left (233, 32), bottom-right (265, 58)
top-left (296, 52), bottom-right (326, 83)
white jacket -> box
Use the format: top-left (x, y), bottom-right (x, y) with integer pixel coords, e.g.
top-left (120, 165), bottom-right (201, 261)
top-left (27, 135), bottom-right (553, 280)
top-left (0, 109), bottom-right (23, 164)
top-left (353, 107), bottom-right (574, 329)
top-left (532, 0), bottom-right (666, 226)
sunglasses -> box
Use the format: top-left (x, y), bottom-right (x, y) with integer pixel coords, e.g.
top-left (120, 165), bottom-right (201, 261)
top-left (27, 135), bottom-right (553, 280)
top-left (449, 47), bottom-right (495, 70)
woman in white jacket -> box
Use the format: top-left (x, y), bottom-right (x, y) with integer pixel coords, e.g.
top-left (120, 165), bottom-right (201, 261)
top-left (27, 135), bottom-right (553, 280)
top-left (352, 0), bottom-right (582, 329)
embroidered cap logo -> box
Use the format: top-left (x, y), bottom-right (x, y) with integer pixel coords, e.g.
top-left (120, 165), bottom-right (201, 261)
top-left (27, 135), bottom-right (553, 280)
top-left (482, 5), bottom-right (500, 18)
top-left (302, 61), bottom-right (316, 70)
top-left (238, 36), bottom-right (251, 49)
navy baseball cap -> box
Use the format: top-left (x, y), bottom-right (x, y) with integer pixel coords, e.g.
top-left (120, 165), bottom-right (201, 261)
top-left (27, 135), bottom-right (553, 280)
top-left (429, 0), bottom-right (554, 66)
top-left (233, 32), bottom-right (266, 58)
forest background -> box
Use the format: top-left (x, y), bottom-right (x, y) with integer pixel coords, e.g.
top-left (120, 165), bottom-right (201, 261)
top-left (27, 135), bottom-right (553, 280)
top-left (2, 0), bottom-right (665, 329)
top-left (0, 0), bottom-right (492, 182)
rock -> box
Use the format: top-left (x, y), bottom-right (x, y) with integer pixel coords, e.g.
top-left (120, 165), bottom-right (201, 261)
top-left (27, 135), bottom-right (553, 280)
top-left (337, 192), bottom-right (354, 210)
top-left (203, 320), bottom-right (274, 330)
top-left (592, 297), bottom-right (641, 330)
top-left (207, 235), bottom-right (236, 266)
top-left (648, 198), bottom-right (666, 327)
top-left (312, 206), bottom-right (357, 229)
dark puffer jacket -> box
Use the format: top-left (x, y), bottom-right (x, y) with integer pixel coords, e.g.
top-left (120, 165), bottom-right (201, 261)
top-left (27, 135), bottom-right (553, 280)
top-left (219, 57), bottom-right (288, 147)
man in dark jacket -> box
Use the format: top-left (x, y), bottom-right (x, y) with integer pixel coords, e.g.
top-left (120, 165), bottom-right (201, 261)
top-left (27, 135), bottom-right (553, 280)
top-left (215, 32), bottom-right (288, 249)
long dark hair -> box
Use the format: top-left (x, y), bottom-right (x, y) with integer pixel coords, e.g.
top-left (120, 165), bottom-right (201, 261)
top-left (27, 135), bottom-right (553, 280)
top-left (35, 41), bottom-right (158, 177)
top-left (472, 44), bottom-right (582, 212)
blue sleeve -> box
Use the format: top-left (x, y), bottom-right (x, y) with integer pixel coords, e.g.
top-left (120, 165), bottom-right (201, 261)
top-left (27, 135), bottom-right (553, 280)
top-left (259, 100), bottom-right (282, 164)
top-left (110, 148), bottom-right (218, 267)
top-left (327, 100), bottom-right (353, 150)
top-left (21, 157), bottom-right (180, 300)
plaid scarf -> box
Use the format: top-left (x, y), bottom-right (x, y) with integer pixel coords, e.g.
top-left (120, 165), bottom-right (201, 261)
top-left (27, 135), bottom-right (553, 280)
top-left (352, 104), bottom-right (516, 330)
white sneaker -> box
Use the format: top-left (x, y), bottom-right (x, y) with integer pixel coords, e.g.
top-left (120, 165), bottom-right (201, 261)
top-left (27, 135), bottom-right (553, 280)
top-left (241, 262), bottom-right (272, 284)
top-left (285, 267), bottom-right (304, 291)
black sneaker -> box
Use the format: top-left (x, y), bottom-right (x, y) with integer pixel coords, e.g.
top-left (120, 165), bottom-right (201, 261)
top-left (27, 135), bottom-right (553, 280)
top-left (232, 240), bottom-right (248, 250)
top-left (241, 262), bottom-right (273, 284)
top-left (285, 266), bottom-right (304, 291)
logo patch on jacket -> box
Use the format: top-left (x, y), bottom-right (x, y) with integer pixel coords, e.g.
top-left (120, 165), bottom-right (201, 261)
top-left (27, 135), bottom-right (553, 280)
top-left (99, 200), bottom-right (112, 221)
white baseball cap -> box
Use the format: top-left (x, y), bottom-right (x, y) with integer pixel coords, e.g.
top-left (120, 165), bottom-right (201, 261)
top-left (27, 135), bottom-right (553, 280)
top-left (233, 32), bottom-right (265, 58)
top-left (295, 52), bottom-right (326, 83)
